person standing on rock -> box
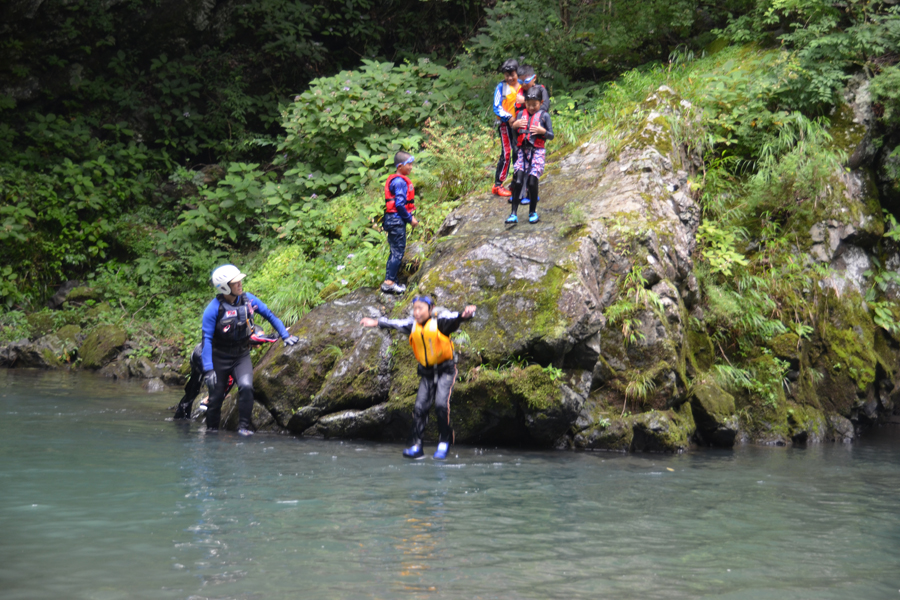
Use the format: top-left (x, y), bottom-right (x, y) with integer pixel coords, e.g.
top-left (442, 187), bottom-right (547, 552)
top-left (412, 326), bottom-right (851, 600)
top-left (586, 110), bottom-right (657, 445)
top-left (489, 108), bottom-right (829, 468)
top-left (381, 151), bottom-right (419, 295)
top-left (200, 264), bottom-right (299, 436)
top-left (506, 86), bottom-right (554, 225)
top-left (359, 295), bottom-right (476, 460)
top-left (491, 59), bottom-right (521, 198)
top-left (514, 65), bottom-right (550, 114)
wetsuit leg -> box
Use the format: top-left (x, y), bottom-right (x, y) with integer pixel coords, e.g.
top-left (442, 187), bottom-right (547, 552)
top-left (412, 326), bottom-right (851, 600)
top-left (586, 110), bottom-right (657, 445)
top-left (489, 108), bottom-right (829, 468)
top-left (174, 344), bottom-right (204, 419)
top-left (384, 219), bottom-right (407, 282)
top-left (527, 175), bottom-right (540, 215)
top-left (494, 122), bottom-right (515, 186)
top-left (232, 353), bottom-right (255, 430)
top-left (204, 354), bottom-right (233, 430)
top-left (433, 362), bottom-right (457, 444)
top-left (410, 367), bottom-right (436, 446)
top-left (510, 170), bottom-right (526, 215)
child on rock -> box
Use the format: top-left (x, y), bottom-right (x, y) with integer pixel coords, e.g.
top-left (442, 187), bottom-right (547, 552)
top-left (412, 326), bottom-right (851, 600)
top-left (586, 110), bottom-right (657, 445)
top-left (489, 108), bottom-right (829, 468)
top-left (515, 64), bottom-right (550, 114)
top-left (381, 151), bottom-right (419, 294)
top-left (506, 86), bottom-right (554, 225)
top-left (491, 59), bottom-right (520, 198)
top-left (360, 295), bottom-right (476, 460)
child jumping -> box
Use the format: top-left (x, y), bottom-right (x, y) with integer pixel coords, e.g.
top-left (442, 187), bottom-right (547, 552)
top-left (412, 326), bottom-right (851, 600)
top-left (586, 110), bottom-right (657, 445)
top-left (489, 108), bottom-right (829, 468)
top-left (360, 295), bottom-right (476, 460)
top-left (506, 86), bottom-right (554, 225)
top-left (382, 151), bottom-right (419, 294)
top-left (491, 59), bottom-right (520, 198)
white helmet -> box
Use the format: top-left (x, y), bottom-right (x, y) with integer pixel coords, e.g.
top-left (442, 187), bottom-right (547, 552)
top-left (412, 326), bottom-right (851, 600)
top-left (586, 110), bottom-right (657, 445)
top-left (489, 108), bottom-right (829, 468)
top-left (211, 264), bottom-right (246, 294)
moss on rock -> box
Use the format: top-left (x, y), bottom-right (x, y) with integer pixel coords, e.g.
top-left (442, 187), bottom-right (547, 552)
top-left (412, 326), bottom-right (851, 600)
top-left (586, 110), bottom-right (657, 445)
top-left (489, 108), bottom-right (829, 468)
top-left (80, 324), bottom-right (127, 369)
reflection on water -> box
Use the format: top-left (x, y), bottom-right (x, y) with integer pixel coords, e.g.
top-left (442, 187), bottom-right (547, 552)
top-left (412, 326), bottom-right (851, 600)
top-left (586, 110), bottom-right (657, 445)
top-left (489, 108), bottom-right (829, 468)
top-left (1, 370), bottom-right (899, 600)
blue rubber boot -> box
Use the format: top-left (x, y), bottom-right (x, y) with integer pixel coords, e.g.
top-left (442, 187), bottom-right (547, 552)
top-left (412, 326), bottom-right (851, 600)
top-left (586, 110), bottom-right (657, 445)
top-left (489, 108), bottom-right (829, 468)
top-left (529, 212), bottom-right (540, 224)
top-left (433, 442), bottom-right (449, 460)
top-left (505, 214), bottom-right (518, 225)
top-left (403, 444), bottom-right (424, 459)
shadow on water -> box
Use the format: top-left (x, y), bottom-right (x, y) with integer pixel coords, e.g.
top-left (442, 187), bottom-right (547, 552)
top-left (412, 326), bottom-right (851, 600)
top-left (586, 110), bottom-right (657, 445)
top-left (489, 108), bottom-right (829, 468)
top-left (1, 370), bottom-right (899, 600)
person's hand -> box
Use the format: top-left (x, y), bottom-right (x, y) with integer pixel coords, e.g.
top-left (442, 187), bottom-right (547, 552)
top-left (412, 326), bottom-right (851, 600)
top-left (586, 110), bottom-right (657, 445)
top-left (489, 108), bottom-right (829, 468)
top-left (461, 305), bottom-right (476, 319)
top-left (410, 217), bottom-right (419, 229)
top-left (360, 318), bottom-right (379, 327)
top-left (529, 123), bottom-right (546, 135)
top-left (516, 93), bottom-right (524, 104)
top-left (204, 370), bottom-right (217, 393)
top-left (283, 335), bottom-right (299, 347)
top-left (511, 118), bottom-right (525, 129)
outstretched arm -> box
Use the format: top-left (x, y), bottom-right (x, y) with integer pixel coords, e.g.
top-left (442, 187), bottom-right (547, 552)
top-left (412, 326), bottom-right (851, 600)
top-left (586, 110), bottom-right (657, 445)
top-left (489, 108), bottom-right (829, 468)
top-left (360, 316), bottom-right (415, 336)
top-left (436, 305), bottom-right (477, 336)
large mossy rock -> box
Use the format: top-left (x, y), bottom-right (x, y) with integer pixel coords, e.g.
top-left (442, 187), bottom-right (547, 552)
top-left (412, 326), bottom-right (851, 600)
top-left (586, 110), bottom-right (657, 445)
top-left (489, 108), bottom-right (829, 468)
top-left (251, 86), bottom-right (703, 447)
top-left (79, 324), bottom-right (127, 369)
top-left (0, 334), bottom-right (75, 368)
top-left (690, 381), bottom-right (738, 448)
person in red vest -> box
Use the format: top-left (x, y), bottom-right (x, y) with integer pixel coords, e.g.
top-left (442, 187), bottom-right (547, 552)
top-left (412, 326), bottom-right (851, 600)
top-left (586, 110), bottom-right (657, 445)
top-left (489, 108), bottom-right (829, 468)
top-left (360, 295), bottom-right (476, 460)
top-left (381, 151), bottom-right (419, 294)
top-left (506, 86), bottom-right (554, 225)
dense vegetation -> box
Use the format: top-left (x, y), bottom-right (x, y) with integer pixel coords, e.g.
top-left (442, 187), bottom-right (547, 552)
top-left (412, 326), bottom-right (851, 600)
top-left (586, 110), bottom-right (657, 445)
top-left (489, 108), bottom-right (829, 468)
top-left (2, 0), bottom-right (899, 415)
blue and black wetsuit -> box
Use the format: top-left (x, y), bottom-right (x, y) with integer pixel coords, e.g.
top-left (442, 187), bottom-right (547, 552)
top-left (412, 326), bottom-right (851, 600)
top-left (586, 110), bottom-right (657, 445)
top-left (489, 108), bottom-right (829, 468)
top-left (200, 292), bottom-right (290, 430)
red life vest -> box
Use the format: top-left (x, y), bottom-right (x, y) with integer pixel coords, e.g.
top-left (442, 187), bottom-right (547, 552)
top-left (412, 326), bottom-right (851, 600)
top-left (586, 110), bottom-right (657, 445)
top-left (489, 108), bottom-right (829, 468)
top-left (517, 110), bottom-right (546, 149)
top-left (384, 174), bottom-right (416, 214)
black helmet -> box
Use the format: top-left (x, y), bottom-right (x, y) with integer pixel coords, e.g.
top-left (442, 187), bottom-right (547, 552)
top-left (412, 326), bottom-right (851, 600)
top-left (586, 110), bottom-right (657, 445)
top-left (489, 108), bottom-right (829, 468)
top-left (524, 86), bottom-right (542, 103)
top-left (500, 59), bottom-right (519, 74)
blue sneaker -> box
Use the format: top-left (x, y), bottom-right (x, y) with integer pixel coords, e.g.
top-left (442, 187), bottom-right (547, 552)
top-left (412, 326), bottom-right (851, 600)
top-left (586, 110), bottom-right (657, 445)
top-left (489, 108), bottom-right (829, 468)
top-left (433, 442), bottom-right (449, 460)
top-left (402, 444), bottom-right (424, 459)
top-left (505, 214), bottom-right (518, 225)
top-left (521, 197), bottom-right (530, 205)
top-left (237, 428), bottom-right (254, 437)
top-left (529, 212), bottom-right (540, 224)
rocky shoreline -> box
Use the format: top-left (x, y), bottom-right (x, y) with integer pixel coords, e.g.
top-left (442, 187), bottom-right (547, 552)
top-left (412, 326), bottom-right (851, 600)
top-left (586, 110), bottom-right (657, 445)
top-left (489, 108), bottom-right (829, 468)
top-left (4, 85), bottom-right (899, 453)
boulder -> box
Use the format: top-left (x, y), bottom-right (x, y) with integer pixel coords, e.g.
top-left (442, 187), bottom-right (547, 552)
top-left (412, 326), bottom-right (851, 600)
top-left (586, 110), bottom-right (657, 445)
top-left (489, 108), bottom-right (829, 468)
top-left (690, 381), bottom-right (739, 448)
top-left (142, 377), bottom-right (166, 392)
top-left (46, 280), bottom-right (82, 310)
top-left (248, 87), bottom-right (704, 445)
top-left (64, 286), bottom-right (101, 305)
top-left (0, 335), bottom-right (75, 368)
top-left (80, 324), bottom-right (127, 369)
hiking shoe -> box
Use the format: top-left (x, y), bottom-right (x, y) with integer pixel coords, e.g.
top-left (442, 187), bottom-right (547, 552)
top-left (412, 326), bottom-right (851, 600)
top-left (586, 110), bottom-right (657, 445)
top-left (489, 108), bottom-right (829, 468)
top-left (237, 428), bottom-right (254, 437)
top-left (433, 442), bottom-right (449, 460)
top-left (521, 197), bottom-right (531, 205)
top-left (380, 282), bottom-right (407, 294)
top-left (492, 184), bottom-right (512, 197)
top-left (505, 214), bottom-right (518, 224)
top-left (402, 444), bottom-right (424, 459)
top-left (529, 212), bottom-right (540, 224)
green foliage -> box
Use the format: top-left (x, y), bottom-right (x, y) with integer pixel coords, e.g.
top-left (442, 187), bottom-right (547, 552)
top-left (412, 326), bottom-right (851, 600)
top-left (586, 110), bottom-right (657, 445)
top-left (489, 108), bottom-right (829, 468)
top-left (468, 0), bottom-right (753, 85)
top-left (870, 64), bottom-right (900, 124)
top-left (604, 267), bottom-right (666, 345)
top-left (279, 59), bottom-right (493, 195)
top-left (697, 222), bottom-right (748, 277)
top-left (717, 0), bottom-right (900, 110)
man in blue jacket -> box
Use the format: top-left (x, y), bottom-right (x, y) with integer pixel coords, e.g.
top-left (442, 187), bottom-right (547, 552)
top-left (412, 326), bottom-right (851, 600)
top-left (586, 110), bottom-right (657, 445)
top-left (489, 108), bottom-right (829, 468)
top-left (200, 264), bottom-right (299, 436)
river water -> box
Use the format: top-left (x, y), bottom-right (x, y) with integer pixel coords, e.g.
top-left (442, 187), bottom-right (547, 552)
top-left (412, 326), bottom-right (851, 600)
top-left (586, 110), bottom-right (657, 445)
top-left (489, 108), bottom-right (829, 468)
top-left (1, 370), bottom-right (899, 600)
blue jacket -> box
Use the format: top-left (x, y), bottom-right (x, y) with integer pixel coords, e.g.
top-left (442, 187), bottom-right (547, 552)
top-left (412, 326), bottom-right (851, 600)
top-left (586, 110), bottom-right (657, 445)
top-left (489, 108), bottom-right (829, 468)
top-left (384, 177), bottom-right (413, 226)
top-left (200, 292), bottom-right (290, 372)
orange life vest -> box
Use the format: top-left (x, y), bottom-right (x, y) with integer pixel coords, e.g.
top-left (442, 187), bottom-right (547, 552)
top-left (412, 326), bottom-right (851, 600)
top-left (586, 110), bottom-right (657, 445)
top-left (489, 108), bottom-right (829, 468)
top-left (517, 109), bottom-right (546, 149)
top-left (497, 82), bottom-right (519, 121)
top-left (384, 174), bottom-right (416, 214)
top-left (409, 319), bottom-right (454, 367)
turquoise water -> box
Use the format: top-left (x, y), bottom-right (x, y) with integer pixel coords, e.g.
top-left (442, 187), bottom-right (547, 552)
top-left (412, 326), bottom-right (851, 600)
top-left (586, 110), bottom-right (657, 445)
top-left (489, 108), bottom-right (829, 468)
top-left (1, 370), bottom-right (899, 600)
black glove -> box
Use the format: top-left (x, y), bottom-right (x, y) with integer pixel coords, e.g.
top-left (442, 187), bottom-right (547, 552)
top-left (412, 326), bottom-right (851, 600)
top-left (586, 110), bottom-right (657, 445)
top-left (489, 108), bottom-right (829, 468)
top-left (204, 370), bottom-right (217, 393)
top-left (284, 335), bottom-right (299, 347)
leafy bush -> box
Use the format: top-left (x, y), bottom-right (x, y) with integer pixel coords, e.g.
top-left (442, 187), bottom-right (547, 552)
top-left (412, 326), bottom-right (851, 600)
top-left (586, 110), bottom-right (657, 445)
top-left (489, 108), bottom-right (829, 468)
top-left (279, 59), bottom-right (494, 195)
